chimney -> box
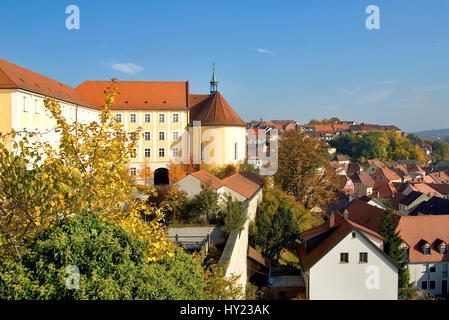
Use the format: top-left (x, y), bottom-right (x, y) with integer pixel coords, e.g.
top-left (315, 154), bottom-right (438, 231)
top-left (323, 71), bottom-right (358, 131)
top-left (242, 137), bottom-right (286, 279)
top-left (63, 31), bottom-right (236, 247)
top-left (329, 212), bottom-right (335, 227)
top-left (343, 209), bottom-right (349, 219)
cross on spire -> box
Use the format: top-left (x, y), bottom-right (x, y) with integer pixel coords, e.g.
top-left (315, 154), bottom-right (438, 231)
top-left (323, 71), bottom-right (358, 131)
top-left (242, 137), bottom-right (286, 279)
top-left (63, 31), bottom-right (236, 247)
top-left (210, 63), bottom-right (218, 94)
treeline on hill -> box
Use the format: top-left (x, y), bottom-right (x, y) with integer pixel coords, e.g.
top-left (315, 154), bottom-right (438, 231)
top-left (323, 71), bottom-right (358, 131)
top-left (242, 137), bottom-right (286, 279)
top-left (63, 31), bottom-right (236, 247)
top-left (407, 134), bottom-right (449, 163)
top-left (330, 130), bottom-right (426, 163)
top-left (308, 117), bottom-right (341, 125)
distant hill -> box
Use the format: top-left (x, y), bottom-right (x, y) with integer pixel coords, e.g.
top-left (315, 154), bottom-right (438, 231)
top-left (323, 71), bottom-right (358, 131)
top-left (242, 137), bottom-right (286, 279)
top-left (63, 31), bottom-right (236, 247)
top-left (411, 128), bottom-right (449, 142)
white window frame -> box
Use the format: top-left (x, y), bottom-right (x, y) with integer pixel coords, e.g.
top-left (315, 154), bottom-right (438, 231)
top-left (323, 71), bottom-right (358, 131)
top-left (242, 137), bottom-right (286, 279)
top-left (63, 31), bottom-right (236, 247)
top-left (115, 113), bottom-right (122, 123)
top-left (172, 131), bottom-right (179, 141)
top-left (172, 113), bottom-right (179, 123)
top-left (130, 113), bottom-right (137, 123)
top-left (172, 147), bottom-right (179, 157)
top-left (144, 131), bottom-right (151, 141)
top-left (234, 142), bottom-right (238, 160)
top-left (34, 98), bottom-right (39, 114)
top-left (158, 113), bottom-right (165, 123)
top-left (158, 148), bottom-right (165, 158)
top-left (158, 131), bottom-right (165, 141)
top-left (144, 113), bottom-right (151, 123)
top-left (144, 148), bottom-right (151, 158)
top-left (23, 96), bottom-right (28, 112)
top-left (130, 167), bottom-right (137, 176)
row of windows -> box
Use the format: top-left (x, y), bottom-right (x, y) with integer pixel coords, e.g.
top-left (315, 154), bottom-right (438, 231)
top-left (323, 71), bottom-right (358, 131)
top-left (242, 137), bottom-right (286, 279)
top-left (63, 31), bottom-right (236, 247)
top-left (339, 252), bottom-right (368, 263)
top-left (130, 147), bottom-right (180, 159)
top-left (23, 96), bottom-right (52, 116)
top-left (421, 280), bottom-right (437, 290)
top-left (422, 245), bottom-right (447, 256)
top-left (129, 131), bottom-right (179, 141)
top-left (115, 113), bottom-right (180, 124)
top-left (422, 263), bottom-right (448, 276)
top-left (22, 96), bottom-right (95, 120)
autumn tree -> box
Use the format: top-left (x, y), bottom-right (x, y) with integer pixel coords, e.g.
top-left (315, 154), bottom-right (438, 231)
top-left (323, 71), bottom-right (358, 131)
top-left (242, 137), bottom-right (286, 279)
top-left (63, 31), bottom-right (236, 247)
top-left (331, 131), bottom-right (427, 164)
top-left (211, 164), bottom-right (237, 179)
top-left (0, 80), bottom-right (174, 261)
top-left (274, 130), bottom-right (339, 211)
top-left (138, 158), bottom-right (153, 186)
top-left (250, 186), bottom-right (322, 262)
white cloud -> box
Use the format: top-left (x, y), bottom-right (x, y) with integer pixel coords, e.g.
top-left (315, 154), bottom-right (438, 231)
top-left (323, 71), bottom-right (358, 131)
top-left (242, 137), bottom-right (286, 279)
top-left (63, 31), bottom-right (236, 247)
top-left (254, 48), bottom-right (272, 54)
top-left (338, 86), bottom-right (362, 95)
top-left (108, 62), bottom-right (143, 75)
top-left (357, 89), bottom-right (394, 103)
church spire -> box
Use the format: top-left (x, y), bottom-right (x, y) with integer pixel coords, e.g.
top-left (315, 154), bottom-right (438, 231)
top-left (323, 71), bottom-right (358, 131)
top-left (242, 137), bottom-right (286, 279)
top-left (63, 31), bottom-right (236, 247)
top-left (210, 63), bottom-right (218, 94)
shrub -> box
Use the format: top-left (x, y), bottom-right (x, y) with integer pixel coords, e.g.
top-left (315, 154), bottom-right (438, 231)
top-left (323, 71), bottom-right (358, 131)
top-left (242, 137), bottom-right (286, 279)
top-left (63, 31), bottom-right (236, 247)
top-left (0, 213), bottom-right (204, 300)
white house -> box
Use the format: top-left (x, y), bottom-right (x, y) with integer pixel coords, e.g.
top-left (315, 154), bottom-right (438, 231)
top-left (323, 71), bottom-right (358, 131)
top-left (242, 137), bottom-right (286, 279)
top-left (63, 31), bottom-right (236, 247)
top-left (397, 215), bottom-right (449, 296)
top-left (298, 212), bottom-right (398, 300)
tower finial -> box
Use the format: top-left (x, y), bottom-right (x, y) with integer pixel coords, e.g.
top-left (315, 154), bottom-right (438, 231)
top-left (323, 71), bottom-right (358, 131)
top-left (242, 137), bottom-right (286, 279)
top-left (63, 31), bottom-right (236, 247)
top-left (210, 62), bottom-right (218, 94)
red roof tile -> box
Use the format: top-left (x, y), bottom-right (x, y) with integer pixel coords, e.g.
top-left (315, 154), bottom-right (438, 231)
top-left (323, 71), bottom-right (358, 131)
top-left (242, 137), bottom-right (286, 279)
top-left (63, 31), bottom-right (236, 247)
top-left (345, 199), bottom-right (393, 233)
top-left (397, 215), bottom-right (449, 263)
top-left (222, 172), bottom-right (264, 199)
top-left (75, 81), bottom-right (189, 110)
top-left (0, 58), bottom-right (90, 107)
top-left (299, 212), bottom-right (384, 270)
top-left (372, 167), bottom-right (402, 182)
top-left (191, 170), bottom-right (223, 189)
top-left (189, 91), bottom-right (246, 126)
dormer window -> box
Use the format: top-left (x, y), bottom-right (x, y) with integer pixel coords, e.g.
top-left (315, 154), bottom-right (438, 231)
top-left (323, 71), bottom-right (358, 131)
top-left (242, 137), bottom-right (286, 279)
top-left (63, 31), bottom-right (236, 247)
top-left (440, 244), bottom-right (447, 255)
top-left (424, 245), bottom-right (431, 256)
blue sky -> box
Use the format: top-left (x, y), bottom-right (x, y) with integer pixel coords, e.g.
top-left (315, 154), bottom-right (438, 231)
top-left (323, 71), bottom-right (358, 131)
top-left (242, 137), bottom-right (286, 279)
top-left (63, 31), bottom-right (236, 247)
top-left (1, 0), bottom-right (448, 132)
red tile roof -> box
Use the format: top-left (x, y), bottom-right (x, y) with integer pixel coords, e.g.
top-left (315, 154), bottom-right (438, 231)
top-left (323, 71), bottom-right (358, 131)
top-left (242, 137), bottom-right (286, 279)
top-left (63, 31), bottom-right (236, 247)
top-left (299, 212), bottom-right (384, 270)
top-left (351, 171), bottom-right (376, 188)
top-left (397, 215), bottom-right (449, 263)
top-left (372, 181), bottom-right (397, 198)
top-left (189, 91), bottom-right (246, 127)
top-left (222, 172), bottom-right (264, 199)
top-left (248, 246), bottom-right (271, 268)
top-left (0, 58), bottom-right (90, 107)
top-left (373, 167), bottom-right (402, 182)
top-left (408, 183), bottom-right (444, 198)
top-left (345, 199), bottom-right (394, 233)
top-left (191, 170), bottom-right (223, 189)
top-left (75, 80), bottom-right (189, 110)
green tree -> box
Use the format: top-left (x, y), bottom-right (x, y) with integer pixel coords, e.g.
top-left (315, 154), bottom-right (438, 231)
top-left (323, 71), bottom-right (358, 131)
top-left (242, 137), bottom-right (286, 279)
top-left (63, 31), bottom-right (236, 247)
top-left (220, 195), bottom-right (247, 238)
top-left (331, 131), bottom-right (426, 164)
top-left (0, 213), bottom-right (204, 300)
top-left (379, 210), bottom-right (415, 300)
top-left (251, 187), bottom-right (322, 262)
top-left (190, 183), bottom-right (220, 224)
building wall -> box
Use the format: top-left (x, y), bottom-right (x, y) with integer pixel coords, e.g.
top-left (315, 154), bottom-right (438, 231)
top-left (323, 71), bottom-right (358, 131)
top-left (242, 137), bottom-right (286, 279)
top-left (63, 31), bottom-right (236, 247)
top-left (113, 109), bottom-right (188, 175)
top-left (191, 125), bottom-right (246, 171)
top-left (175, 175), bottom-right (204, 199)
top-left (409, 262), bottom-right (449, 295)
top-left (309, 230), bottom-right (398, 300)
top-left (0, 90), bottom-right (12, 136)
top-left (218, 188), bottom-right (262, 291)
